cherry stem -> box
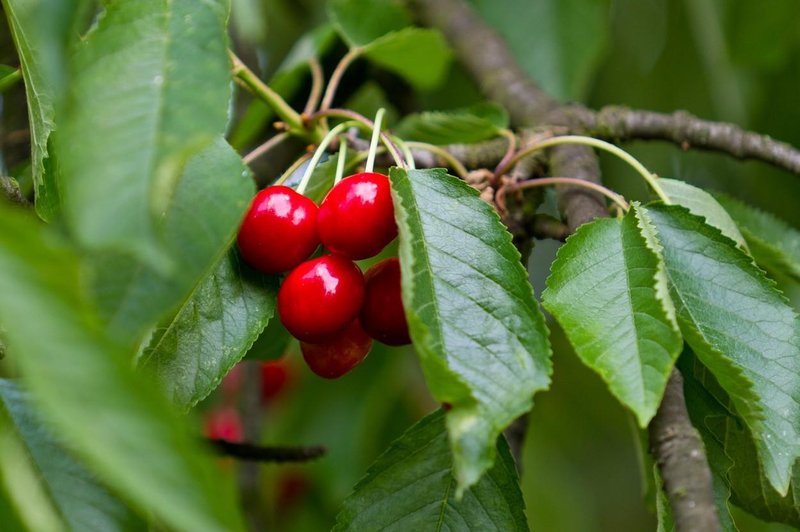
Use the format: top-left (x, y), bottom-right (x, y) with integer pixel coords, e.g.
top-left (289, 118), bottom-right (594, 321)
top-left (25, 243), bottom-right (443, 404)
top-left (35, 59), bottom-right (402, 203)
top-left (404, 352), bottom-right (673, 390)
top-left (242, 132), bottom-right (290, 165)
top-left (509, 176), bottom-right (630, 212)
top-left (274, 152), bottom-right (312, 187)
top-left (310, 109), bottom-right (406, 168)
top-left (296, 121), bottom-right (357, 195)
top-left (334, 139), bottom-right (348, 186)
top-left (392, 135), bottom-right (416, 170)
top-left (320, 48), bottom-right (361, 114)
top-left (405, 141), bottom-right (469, 178)
top-left (492, 128), bottom-right (517, 183)
top-left (365, 108), bottom-right (386, 173)
top-left (497, 134), bottom-right (671, 204)
top-left (303, 58), bottom-right (324, 116)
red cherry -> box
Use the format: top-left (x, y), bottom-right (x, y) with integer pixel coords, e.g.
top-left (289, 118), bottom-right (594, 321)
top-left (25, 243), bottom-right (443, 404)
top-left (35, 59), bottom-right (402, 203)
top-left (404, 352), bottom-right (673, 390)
top-left (278, 255), bottom-right (365, 342)
top-left (237, 186), bottom-right (319, 274)
top-left (318, 172), bottom-right (397, 260)
top-left (300, 320), bottom-right (372, 379)
top-left (204, 407), bottom-right (243, 442)
top-left (260, 359), bottom-right (290, 402)
top-left (360, 258), bottom-right (411, 346)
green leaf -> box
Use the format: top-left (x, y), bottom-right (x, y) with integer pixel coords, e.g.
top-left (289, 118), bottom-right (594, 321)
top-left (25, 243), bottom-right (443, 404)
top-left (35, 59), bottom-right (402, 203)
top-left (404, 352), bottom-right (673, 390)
top-left (0, 65), bottom-right (22, 92)
top-left (2, 0), bottom-right (76, 219)
top-left (644, 203), bottom-right (800, 494)
top-left (0, 380), bottom-right (141, 531)
top-left (390, 167), bottom-right (552, 493)
top-left (681, 352), bottom-right (799, 528)
top-left (139, 250), bottom-right (278, 411)
top-left (328, 0), bottom-right (411, 47)
top-left (245, 316), bottom-right (292, 361)
top-left (715, 194), bottom-right (800, 283)
top-left (59, 0), bottom-right (232, 265)
top-left (90, 138), bottom-right (253, 345)
top-left (659, 178), bottom-right (748, 251)
top-left (362, 28), bottom-right (452, 90)
top-left (542, 206), bottom-right (682, 426)
top-left (0, 203), bottom-right (245, 532)
top-left (333, 410), bottom-right (529, 530)
top-left (394, 103), bottom-right (509, 145)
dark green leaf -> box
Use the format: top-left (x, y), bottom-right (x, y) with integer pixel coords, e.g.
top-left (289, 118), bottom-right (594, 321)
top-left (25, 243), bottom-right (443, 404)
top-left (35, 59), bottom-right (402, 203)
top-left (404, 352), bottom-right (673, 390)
top-left (333, 410), bottom-right (529, 530)
top-left (90, 138), bottom-right (253, 345)
top-left (245, 316), bottom-right (292, 362)
top-left (659, 179), bottom-right (748, 250)
top-left (644, 203), bottom-right (800, 494)
top-left (0, 65), bottom-right (22, 92)
top-left (328, 0), bottom-right (411, 47)
top-left (394, 103), bottom-right (509, 145)
top-left (0, 203), bottom-right (245, 531)
top-left (390, 167), bottom-right (551, 493)
top-left (59, 0), bottom-right (232, 265)
top-left (362, 28), bottom-right (452, 90)
top-left (543, 206), bottom-right (682, 426)
top-left (139, 251), bottom-right (278, 411)
top-left (0, 380), bottom-right (141, 531)
top-left (715, 194), bottom-right (800, 283)
top-left (343, 82), bottom-right (400, 127)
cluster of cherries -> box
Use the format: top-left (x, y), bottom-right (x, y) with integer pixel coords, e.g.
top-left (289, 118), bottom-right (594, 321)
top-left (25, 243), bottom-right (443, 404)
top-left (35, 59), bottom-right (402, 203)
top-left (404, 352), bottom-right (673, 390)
top-left (237, 171), bottom-right (411, 379)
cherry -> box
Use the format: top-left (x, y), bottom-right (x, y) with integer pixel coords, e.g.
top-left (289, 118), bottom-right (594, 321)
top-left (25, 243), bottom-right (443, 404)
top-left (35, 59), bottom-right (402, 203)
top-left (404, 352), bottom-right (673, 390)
top-left (278, 255), bottom-right (365, 342)
top-left (317, 172), bottom-right (397, 260)
top-left (204, 407), bottom-right (243, 442)
top-left (260, 359), bottom-right (290, 402)
top-left (300, 320), bottom-right (372, 379)
top-left (237, 186), bottom-right (319, 274)
top-left (360, 258), bottom-right (411, 346)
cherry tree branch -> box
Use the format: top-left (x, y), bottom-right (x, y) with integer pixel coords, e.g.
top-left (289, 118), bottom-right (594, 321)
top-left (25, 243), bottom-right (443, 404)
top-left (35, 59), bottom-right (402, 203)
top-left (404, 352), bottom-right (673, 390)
top-left (208, 439), bottom-right (326, 462)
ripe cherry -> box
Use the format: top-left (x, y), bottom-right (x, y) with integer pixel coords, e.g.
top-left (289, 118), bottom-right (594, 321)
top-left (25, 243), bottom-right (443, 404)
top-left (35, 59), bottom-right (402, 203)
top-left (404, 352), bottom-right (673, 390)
top-left (260, 359), bottom-right (290, 402)
top-left (204, 407), bottom-right (243, 442)
top-left (278, 255), bottom-right (365, 342)
top-left (300, 320), bottom-right (373, 379)
top-left (318, 172), bottom-right (397, 260)
top-left (237, 186), bottom-right (319, 274)
top-left (359, 258), bottom-right (411, 346)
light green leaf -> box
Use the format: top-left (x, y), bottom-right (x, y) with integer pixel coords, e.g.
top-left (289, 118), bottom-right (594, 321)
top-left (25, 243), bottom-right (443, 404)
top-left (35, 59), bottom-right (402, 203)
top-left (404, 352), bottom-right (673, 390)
top-left (328, 0), bottom-right (411, 47)
top-left (394, 103), bottom-right (509, 145)
top-left (90, 138), bottom-right (253, 345)
top-left (659, 178), bottom-right (748, 251)
top-left (2, 0), bottom-right (76, 219)
top-left (0, 203), bottom-right (245, 532)
top-left (139, 251), bottom-right (278, 411)
top-left (333, 410), bottom-right (529, 530)
top-left (59, 0), bottom-right (232, 265)
top-left (681, 352), bottom-right (797, 528)
top-left (542, 206), bottom-right (682, 426)
top-left (362, 28), bottom-right (452, 90)
top-left (390, 167), bottom-right (552, 493)
top-left (715, 194), bottom-right (800, 283)
top-left (0, 380), bottom-right (141, 531)
top-left (644, 203), bottom-right (800, 495)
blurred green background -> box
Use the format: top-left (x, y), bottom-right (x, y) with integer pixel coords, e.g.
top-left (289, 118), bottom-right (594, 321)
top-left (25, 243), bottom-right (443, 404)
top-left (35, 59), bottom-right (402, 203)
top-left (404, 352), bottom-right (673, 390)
top-left (3, 0), bottom-right (799, 529)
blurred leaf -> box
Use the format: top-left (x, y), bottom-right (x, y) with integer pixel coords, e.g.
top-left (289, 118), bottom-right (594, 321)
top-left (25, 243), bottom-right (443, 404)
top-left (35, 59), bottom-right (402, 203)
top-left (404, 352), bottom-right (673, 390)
top-left (2, 0), bottom-right (77, 220)
top-left (390, 167), bottom-right (552, 493)
top-left (90, 138), bottom-right (253, 345)
top-left (543, 206), bottom-right (682, 426)
top-left (470, 0), bottom-right (610, 100)
top-left (0, 203), bottom-right (245, 531)
top-left (333, 410), bottom-right (528, 530)
top-left (244, 314), bottom-right (292, 361)
top-left (59, 0), bottom-right (232, 266)
top-left (644, 203), bottom-right (800, 495)
top-left (0, 380), bottom-right (141, 531)
top-left (139, 251), bottom-right (278, 411)
top-left (654, 467), bottom-right (675, 532)
top-left (394, 103), bottom-right (508, 145)
top-left (328, 0), bottom-right (411, 47)
top-left (361, 28), bottom-right (452, 90)
top-left (278, 24), bottom-right (337, 74)
top-left (715, 194), bottom-right (800, 283)
top-left (725, 0), bottom-right (800, 71)
top-left (343, 82), bottom-right (399, 127)
top-left (0, 66), bottom-right (22, 92)
top-left (681, 352), bottom-right (800, 528)
top-left (659, 178), bottom-right (748, 250)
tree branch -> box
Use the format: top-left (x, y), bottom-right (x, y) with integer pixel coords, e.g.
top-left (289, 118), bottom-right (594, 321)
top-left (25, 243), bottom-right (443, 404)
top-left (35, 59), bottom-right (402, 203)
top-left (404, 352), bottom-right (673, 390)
top-left (0, 176), bottom-right (30, 206)
top-left (208, 439), bottom-right (326, 463)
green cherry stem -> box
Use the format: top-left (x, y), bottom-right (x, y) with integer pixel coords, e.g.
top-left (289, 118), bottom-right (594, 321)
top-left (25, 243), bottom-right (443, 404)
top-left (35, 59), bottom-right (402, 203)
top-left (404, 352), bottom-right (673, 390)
top-left (310, 109), bottom-right (405, 168)
top-left (303, 58), bottom-right (325, 116)
top-left (319, 48), bottom-right (362, 113)
top-left (508, 176), bottom-right (630, 212)
top-left (334, 139), bottom-right (348, 186)
top-left (365, 108), bottom-right (386, 173)
top-left (274, 152), bottom-right (313, 186)
top-left (497, 135), bottom-right (671, 204)
top-left (296, 121), bottom-right (357, 195)
top-left (404, 142), bottom-right (469, 178)
top-left (392, 135), bottom-right (416, 170)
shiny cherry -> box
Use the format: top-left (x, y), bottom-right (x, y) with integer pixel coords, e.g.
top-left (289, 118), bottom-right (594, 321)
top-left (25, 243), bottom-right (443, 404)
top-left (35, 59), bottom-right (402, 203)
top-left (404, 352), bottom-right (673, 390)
top-left (317, 172), bottom-right (397, 260)
top-left (359, 258), bottom-right (411, 346)
top-left (301, 320), bottom-right (373, 379)
top-left (237, 186), bottom-right (319, 274)
top-left (278, 255), bottom-right (365, 342)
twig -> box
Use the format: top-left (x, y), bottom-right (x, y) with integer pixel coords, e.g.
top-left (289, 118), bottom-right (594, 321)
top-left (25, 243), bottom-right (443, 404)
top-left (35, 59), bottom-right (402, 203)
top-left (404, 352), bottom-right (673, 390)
top-left (303, 59), bottom-right (325, 116)
top-left (508, 176), bottom-right (629, 212)
top-left (0, 177), bottom-right (30, 206)
top-left (242, 132), bottom-right (290, 165)
top-left (405, 141), bottom-right (469, 178)
top-left (208, 439), bottom-right (326, 463)
top-left (320, 48), bottom-right (361, 112)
